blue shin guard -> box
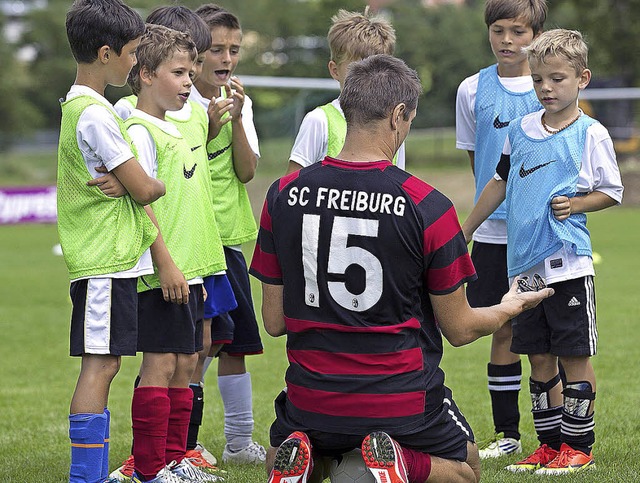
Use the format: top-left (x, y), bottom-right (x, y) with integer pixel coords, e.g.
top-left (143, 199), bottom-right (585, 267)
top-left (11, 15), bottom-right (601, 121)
top-left (69, 412), bottom-right (107, 483)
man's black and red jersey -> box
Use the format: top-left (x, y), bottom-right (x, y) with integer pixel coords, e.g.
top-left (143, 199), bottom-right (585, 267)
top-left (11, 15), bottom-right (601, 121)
top-left (250, 157), bottom-right (476, 435)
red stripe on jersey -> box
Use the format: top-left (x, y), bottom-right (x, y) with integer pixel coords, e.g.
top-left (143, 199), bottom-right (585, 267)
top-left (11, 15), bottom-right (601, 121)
top-left (423, 206), bottom-right (461, 254)
top-left (287, 383), bottom-right (425, 418)
top-left (288, 347), bottom-right (423, 375)
top-left (251, 243), bottom-right (282, 280)
top-left (426, 253), bottom-right (475, 292)
top-left (285, 316), bottom-right (421, 334)
top-left (401, 175), bottom-right (435, 205)
top-left (278, 170), bottom-right (300, 191)
top-left (259, 199), bottom-right (271, 231)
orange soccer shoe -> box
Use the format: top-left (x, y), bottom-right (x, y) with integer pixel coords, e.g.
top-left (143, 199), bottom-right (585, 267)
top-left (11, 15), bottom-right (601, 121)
top-left (361, 431), bottom-right (409, 483)
top-left (505, 444), bottom-right (559, 473)
top-left (534, 443), bottom-right (595, 475)
top-left (268, 431), bottom-right (313, 483)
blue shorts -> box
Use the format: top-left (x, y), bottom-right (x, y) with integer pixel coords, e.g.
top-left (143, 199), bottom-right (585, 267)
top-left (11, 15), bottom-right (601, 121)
top-left (137, 285), bottom-right (204, 354)
top-left (466, 241), bottom-right (509, 308)
top-left (69, 277), bottom-right (138, 356)
top-left (210, 246), bottom-right (263, 356)
top-left (203, 273), bottom-right (237, 318)
top-left (511, 276), bottom-right (597, 357)
top-left (270, 386), bottom-right (473, 462)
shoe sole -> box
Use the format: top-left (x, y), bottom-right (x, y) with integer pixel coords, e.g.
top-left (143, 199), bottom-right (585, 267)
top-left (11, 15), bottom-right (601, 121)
top-left (268, 437), bottom-right (311, 483)
top-left (361, 432), bottom-right (407, 483)
top-left (535, 462), bottom-right (596, 475)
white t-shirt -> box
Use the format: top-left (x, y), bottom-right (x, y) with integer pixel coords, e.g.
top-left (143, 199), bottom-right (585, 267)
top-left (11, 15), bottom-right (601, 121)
top-left (499, 109), bottom-right (624, 284)
top-left (289, 97), bottom-right (406, 170)
top-left (189, 85), bottom-right (260, 158)
top-left (455, 72), bottom-right (533, 244)
top-left (66, 85), bottom-right (152, 280)
top-left (126, 109), bottom-right (204, 285)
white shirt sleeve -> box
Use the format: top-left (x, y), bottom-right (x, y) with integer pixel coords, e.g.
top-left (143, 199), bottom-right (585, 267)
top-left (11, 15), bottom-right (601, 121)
top-left (289, 107), bottom-right (329, 168)
top-left (127, 124), bottom-right (158, 178)
top-left (241, 94), bottom-right (260, 158)
top-left (579, 123), bottom-right (624, 203)
top-left (114, 97), bottom-right (135, 120)
top-left (455, 74), bottom-right (478, 151)
top-left (77, 105), bottom-right (135, 176)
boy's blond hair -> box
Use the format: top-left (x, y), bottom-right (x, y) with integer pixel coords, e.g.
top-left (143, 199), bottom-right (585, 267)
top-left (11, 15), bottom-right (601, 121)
top-left (327, 7), bottom-right (396, 65)
top-left (128, 24), bottom-right (197, 95)
top-left (526, 29), bottom-right (588, 76)
top-left (484, 0), bottom-right (547, 35)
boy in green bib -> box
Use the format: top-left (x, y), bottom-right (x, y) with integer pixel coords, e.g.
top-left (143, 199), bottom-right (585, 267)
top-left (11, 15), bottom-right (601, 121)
top-left (122, 25), bottom-right (231, 483)
top-left (191, 4), bottom-right (266, 465)
top-left (60, 2), bottom-right (166, 482)
top-left (286, 8), bottom-right (401, 174)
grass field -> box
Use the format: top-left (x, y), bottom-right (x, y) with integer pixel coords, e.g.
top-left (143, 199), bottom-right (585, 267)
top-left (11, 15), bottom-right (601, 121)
top-left (1, 138), bottom-right (639, 481)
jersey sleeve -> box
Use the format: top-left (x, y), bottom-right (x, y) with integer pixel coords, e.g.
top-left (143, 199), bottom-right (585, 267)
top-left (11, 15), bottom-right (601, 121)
top-left (127, 124), bottom-right (157, 178)
top-left (289, 107), bottom-right (328, 168)
top-left (77, 105), bottom-right (135, 173)
top-left (455, 75), bottom-right (478, 151)
top-left (404, 177), bottom-right (476, 294)
top-left (579, 123), bottom-right (624, 203)
top-left (250, 180), bottom-right (283, 285)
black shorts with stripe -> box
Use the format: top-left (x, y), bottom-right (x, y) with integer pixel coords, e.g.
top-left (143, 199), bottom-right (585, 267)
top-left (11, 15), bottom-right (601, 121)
top-left (69, 277), bottom-right (139, 357)
top-left (511, 275), bottom-right (597, 356)
top-left (270, 386), bottom-right (474, 462)
top-left (137, 284), bottom-right (204, 354)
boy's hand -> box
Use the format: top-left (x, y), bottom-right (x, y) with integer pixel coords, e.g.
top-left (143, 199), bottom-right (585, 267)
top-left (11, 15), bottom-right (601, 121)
top-left (228, 76), bottom-right (245, 121)
top-left (207, 95), bottom-right (234, 140)
top-left (157, 262), bottom-right (189, 305)
top-left (551, 195), bottom-right (572, 221)
top-left (86, 165), bottom-right (127, 198)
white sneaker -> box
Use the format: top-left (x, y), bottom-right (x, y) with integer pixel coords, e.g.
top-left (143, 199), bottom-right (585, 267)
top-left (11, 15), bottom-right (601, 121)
top-left (131, 465), bottom-right (189, 483)
top-left (195, 442), bottom-right (217, 466)
top-left (478, 433), bottom-right (522, 459)
top-left (170, 459), bottom-right (225, 482)
top-left (222, 441), bottom-right (267, 464)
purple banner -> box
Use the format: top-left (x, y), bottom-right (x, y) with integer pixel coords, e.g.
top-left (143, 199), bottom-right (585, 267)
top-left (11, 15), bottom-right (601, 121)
top-left (0, 186), bottom-right (57, 224)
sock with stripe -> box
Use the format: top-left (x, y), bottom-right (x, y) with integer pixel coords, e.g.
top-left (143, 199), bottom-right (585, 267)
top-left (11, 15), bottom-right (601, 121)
top-left (102, 407), bottom-right (110, 478)
top-left (530, 375), bottom-right (563, 450)
top-left (166, 387), bottom-right (194, 464)
top-left (187, 383), bottom-right (204, 451)
top-left (561, 381), bottom-right (596, 454)
top-left (69, 412), bottom-right (107, 483)
top-left (488, 361), bottom-right (522, 440)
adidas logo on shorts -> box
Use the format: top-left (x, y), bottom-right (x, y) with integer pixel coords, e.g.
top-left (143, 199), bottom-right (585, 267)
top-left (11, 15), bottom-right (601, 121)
top-left (568, 297), bottom-right (581, 307)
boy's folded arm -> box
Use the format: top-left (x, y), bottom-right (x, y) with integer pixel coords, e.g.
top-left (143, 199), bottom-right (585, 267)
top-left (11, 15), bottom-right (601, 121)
top-left (461, 177), bottom-right (506, 242)
top-left (111, 157), bottom-right (165, 205)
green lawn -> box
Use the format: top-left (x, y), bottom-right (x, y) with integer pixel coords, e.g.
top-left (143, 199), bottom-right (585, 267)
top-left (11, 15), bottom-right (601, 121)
top-left (0, 140), bottom-right (638, 481)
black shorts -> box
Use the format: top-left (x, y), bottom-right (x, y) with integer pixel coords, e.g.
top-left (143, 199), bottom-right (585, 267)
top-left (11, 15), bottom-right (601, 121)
top-left (69, 277), bottom-right (139, 357)
top-left (210, 246), bottom-right (263, 356)
top-left (511, 276), bottom-right (597, 357)
top-left (270, 386), bottom-right (473, 462)
top-left (137, 285), bottom-right (204, 354)
top-left (466, 241), bottom-right (509, 308)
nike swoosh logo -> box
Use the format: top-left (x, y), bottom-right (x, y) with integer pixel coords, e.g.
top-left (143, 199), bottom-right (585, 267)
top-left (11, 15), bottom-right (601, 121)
top-left (519, 160), bottom-right (556, 178)
top-left (208, 143), bottom-right (232, 160)
top-left (183, 163), bottom-right (197, 179)
top-left (191, 145), bottom-right (202, 152)
top-left (493, 115), bottom-right (510, 129)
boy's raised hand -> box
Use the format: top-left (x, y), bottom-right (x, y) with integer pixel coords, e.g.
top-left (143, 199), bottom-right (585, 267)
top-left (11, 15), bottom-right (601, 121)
top-left (228, 76), bottom-right (245, 121)
top-left (87, 165), bottom-right (127, 198)
top-left (207, 94), bottom-right (234, 140)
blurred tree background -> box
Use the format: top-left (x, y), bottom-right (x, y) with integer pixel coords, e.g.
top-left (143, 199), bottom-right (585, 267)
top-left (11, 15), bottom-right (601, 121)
top-left (1, 0), bottom-right (640, 149)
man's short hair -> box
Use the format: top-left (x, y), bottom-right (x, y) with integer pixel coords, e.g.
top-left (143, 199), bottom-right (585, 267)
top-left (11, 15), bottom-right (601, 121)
top-left (66, 0), bottom-right (145, 64)
top-left (484, 0), bottom-right (547, 35)
top-left (146, 5), bottom-right (212, 55)
top-left (526, 28), bottom-right (589, 76)
top-left (340, 54), bottom-right (422, 126)
top-left (128, 24), bottom-right (197, 96)
top-left (328, 8), bottom-right (396, 65)
top-left (195, 3), bottom-right (241, 31)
